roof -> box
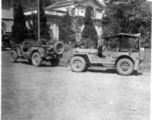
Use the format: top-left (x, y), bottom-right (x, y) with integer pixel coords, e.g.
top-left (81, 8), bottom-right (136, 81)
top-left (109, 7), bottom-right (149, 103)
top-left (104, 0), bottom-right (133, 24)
top-left (103, 33), bottom-right (141, 39)
top-left (46, 1), bottom-right (79, 10)
top-left (94, 0), bottom-right (105, 8)
top-left (46, 0), bottom-right (105, 10)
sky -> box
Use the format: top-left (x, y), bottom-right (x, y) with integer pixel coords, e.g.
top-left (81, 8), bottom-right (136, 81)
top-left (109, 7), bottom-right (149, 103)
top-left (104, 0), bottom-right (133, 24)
top-left (98, 0), bottom-right (104, 3)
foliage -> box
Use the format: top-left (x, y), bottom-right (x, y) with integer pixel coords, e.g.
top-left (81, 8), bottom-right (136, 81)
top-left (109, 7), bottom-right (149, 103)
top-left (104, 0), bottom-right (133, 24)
top-left (26, 14), bottom-right (37, 40)
top-left (11, 3), bottom-right (29, 44)
top-left (71, 18), bottom-right (84, 42)
top-left (59, 11), bottom-right (74, 43)
top-left (26, 0), bottom-right (50, 41)
top-left (82, 6), bottom-right (98, 48)
top-left (39, 0), bottom-right (50, 40)
top-left (102, 0), bottom-right (151, 48)
top-left (20, 0), bottom-right (65, 9)
top-left (83, 38), bottom-right (97, 48)
top-left (13, 0), bottom-right (20, 16)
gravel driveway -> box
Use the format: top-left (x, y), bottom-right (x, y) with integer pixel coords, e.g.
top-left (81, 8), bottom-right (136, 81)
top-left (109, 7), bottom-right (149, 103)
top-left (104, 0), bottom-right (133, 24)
top-left (2, 51), bottom-right (150, 120)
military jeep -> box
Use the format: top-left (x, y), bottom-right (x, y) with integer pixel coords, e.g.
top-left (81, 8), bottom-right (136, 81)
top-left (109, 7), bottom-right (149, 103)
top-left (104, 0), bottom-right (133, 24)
top-left (70, 33), bottom-right (145, 76)
top-left (10, 40), bottom-right (64, 66)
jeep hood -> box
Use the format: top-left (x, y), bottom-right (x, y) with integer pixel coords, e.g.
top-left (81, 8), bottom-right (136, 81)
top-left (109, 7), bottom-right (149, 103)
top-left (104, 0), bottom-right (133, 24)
top-left (74, 48), bottom-right (97, 54)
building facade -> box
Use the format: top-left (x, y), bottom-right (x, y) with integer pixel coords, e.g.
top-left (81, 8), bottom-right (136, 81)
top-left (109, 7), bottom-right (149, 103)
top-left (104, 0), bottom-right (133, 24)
top-left (2, 0), bottom-right (14, 34)
top-left (24, 0), bottom-right (105, 41)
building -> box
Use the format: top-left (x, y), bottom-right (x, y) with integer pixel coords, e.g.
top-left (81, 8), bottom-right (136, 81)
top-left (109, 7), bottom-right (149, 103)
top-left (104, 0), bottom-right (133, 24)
top-left (2, 0), bottom-right (14, 35)
top-left (24, 0), bottom-right (105, 41)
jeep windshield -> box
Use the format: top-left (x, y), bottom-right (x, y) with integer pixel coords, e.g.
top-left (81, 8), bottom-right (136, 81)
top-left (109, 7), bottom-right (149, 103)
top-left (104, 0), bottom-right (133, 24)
top-left (103, 33), bottom-right (141, 52)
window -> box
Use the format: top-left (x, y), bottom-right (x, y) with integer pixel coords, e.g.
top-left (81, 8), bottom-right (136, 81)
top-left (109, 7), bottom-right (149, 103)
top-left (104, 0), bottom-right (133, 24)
top-left (91, 10), bottom-right (96, 18)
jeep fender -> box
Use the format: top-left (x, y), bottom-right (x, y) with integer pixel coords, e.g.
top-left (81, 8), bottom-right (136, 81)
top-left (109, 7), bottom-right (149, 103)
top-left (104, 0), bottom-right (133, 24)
top-left (31, 47), bottom-right (45, 57)
top-left (38, 47), bottom-right (45, 57)
top-left (16, 47), bottom-right (22, 56)
top-left (11, 47), bottom-right (22, 56)
top-left (115, 55), bottom-right (134, 65)
top-left (74, 54), bottom-right (91, 65)
top-left (115, 55), bottom-right (139, 70)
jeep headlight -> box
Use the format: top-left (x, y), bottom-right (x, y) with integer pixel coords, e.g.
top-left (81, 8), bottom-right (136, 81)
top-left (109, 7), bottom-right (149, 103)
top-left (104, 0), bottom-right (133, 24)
top-left (140, 48), bottom-right (145, 52)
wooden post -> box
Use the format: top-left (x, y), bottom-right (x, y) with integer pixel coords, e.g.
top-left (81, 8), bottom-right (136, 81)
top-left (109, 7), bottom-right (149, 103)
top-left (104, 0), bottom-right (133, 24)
top-left (37, 0), bottom-right (40, 41)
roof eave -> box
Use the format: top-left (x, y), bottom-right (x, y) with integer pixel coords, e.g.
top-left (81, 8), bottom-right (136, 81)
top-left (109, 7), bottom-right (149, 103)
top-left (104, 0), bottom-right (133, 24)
top-left (103, 33), bottom-right (141, 39)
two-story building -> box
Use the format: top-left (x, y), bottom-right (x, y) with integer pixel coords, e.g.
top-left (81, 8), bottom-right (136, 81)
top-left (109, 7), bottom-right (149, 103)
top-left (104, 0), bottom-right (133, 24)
top-left (2, 0), bottom-right (14, 35)
top-left (24, 0), bottom-right (105, 41)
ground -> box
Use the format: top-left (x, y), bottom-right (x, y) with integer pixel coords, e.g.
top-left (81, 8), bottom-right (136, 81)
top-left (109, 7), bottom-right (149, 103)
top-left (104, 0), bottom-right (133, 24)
top-left (2, 51), bottom-right (151, 120)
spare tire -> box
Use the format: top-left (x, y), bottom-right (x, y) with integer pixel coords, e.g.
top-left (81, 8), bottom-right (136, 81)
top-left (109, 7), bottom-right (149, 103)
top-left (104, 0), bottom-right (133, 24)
top-left (53, 41), bottom-right (64, 55)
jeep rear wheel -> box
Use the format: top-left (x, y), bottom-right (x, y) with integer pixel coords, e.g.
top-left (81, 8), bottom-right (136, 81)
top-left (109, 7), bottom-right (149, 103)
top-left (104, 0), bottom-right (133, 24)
top-left (32, 52), bottom-right (42, 66)
top-left (53, 42), bottom-right (64, 55)
top-left (116, 58), bottom-right (134, 76)
top-left (10, 50), bottom-right (18, 63)
top-left (70, 56), bottom-right (86, 72)
top-left (50, 59), bottom-right (60, 66)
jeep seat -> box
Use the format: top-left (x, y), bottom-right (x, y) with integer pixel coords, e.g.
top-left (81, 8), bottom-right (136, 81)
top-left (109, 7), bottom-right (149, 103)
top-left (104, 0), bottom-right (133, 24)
top-left (74, 48), bottom-right (97, 54)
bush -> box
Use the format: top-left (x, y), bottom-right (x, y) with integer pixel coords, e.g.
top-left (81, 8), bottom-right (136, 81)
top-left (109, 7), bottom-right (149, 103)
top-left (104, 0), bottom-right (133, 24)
top-left (82, 6), bottom-right (98, 48)
top-left (59, 11), bottom-right (74, 44)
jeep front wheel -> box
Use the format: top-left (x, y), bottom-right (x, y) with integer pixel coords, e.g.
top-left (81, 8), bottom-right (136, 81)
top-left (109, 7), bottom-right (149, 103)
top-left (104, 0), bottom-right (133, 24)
top-left (50, 59), bottom-right (60, 66)
top-left (116, 58), bottom-right (134, 76)
top-left (31, 52), bottom-right (42, 66)
top-left (10, 50), bottom-right (18, 63)
top-left (70, 56), bottom-right (86, 72)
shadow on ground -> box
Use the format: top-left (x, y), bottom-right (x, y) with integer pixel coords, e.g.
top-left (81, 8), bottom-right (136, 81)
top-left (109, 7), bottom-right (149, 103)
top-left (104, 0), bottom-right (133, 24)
top-left (18, 61), bottom-right (67, 67)
top-left (87, 68), bottom-right (143, 76)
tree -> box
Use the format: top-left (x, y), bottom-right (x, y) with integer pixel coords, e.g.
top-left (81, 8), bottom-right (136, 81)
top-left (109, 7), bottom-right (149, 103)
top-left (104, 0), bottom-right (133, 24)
top-left (39, 0), bottom-right (50, 40)
top-left (26, 0), bottom-right (50, 41)
top-left (26, 14), bottom-right (38, 40)
top-left (71, 18), bottom-right (83, 42)
top-left (13, 0), bottom-right (20, 16)
top-left (82, 6), bottom-right (98, 48)
top-left (102, 0), bottom-right (151, 47)
top-left (59, 11), bottom-right (74, 43)
top-left (11, 3), bottom-right (29, 44)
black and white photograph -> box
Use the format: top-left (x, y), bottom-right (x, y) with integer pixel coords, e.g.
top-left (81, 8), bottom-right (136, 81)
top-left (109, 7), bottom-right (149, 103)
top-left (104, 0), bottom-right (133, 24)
top-left (1, 0), bottom-right (151, 120)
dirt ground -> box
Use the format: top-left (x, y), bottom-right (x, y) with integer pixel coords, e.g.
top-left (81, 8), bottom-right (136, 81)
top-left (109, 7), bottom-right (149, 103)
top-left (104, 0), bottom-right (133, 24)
top-left (2, 51), bottom-right (151, 120)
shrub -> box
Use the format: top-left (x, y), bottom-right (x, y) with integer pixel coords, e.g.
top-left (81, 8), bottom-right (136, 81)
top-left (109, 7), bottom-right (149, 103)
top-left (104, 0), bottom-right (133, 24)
top-left (82, 6), bottom-right (98, 48)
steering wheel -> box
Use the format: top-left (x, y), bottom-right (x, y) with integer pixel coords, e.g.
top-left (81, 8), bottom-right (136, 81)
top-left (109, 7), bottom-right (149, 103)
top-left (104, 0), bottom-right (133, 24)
top-left (23, 41), bottom-right (29, 46)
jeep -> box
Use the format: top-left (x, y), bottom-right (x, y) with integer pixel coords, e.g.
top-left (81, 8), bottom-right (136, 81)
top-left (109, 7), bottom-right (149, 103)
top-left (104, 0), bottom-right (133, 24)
top-left (70, 33), bottom-right (145, 76)
top-left (10, 40), bottom-right (64, 67)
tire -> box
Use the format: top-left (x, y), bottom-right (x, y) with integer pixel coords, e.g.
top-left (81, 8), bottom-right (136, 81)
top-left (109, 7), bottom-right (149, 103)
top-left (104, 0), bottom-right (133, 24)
top-left (50, 59), bottom-right (60, 66)
top-left (31, 52), bottom-right (42, 66)
top-left (10, 50), bottom-right (18, 63)
top-left (53, 41), bottom-right (64, 55)
top-left (70, 56), bottom-right (86, 72)
top-left (116, 58), bottom-right (134, 76)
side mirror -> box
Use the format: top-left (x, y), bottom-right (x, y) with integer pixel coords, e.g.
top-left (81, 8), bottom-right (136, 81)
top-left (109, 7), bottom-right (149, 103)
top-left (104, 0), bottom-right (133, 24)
top-left (140, 48), bottom-right (145, 52)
